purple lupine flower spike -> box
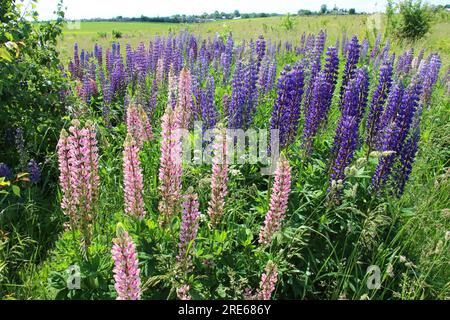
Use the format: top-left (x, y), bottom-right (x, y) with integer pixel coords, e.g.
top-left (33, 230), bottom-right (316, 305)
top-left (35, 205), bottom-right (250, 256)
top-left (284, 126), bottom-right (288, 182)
top-left (27, 159), bottom-right (41, 183)
top-left (339, 35), bottom-right (360, 105)
top-left (365, 57), bottom-right (394, 150)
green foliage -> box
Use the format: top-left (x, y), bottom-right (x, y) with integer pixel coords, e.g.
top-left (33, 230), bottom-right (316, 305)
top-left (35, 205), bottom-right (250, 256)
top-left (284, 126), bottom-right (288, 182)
top-left (280, 13), bottom-right (295, 31)
top-left (0, 0), bottom-right (68, 298)
top-left (112, 29), bottom-right (123, 39)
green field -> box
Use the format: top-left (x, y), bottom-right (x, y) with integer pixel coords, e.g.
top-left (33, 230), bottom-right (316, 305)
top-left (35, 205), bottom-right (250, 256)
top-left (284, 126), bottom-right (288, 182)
top-left (59, 15), bottom-right (450, 67)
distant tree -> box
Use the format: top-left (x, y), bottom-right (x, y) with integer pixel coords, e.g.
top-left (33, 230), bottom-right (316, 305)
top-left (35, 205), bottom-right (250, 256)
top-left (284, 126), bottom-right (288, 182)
top-left (213, 10), bottom-right (220, 19)
top-left (320, 4), bottom-right (328, 14)
top-left (234, 10), bottom-right (240, 17)
top-left (298, 9), bottom-right (313, 16)
top-left (349, 8), bottom-right (356, 14)
top-left (241, 13), bottom-right (250, 19)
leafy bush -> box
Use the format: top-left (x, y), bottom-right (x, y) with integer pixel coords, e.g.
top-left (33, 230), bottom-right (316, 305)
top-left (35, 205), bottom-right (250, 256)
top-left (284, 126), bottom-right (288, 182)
top-left (0, 0), bottom-right (69, 296)
top-left (389, 0), bottom-right (433, 43)
top-left (112, 29), bottom-right (123, 39)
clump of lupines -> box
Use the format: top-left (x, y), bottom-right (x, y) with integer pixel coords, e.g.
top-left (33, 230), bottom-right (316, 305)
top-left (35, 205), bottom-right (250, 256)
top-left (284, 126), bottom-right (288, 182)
top-left (207, 126), bottom-right (228, 226)
top-left (158, 106), bottom-right (183, 224)
top-left (126, 104), bottom-right (153, 148)
top-left (177, 190), bottom-right (200, 269)
top-left (365, 56), bottom-right (394, 150)
top-left (27, 159), bottom-right (41, 183)
top-left (123, 134), bottom-right (146, 220)
top-left (57, 120), bottom-right (99, 246)
top-left (256, 261), bottom-right (278, 300)
top-left (371, 78), bottom-right (422, 192)
top-left (111, 225), bottom-right (141, 300)
top-left (270, 63), bottom-right (305, 149)
top-left (259, 155), bottom-right (291, 245)
top-left (339, 35), bottom-right (360, 105)
top-left (302, 46), bottom-right (339, 154)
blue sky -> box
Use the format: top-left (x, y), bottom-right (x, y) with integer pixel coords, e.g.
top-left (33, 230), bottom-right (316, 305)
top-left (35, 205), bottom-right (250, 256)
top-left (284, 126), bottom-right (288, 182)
top-left (31, 0), bottom-right (449, 20)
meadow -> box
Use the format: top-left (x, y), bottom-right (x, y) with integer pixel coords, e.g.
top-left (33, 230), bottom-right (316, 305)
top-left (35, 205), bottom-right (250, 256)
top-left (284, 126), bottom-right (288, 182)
top-left (59, 15), bottom-right (450, 65)
top-left (1, 6), bottom-right (449, 301)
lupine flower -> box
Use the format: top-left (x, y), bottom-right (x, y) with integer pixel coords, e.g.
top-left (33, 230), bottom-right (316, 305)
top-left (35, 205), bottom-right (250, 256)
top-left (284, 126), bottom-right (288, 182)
top-left (58, 120), bottom-right (99, 244)
top-left (15, 127), bottom-right (27, 170)
top-left (177, 190), bottom-right (200, 268)
top-left (259, 155), bottom-right (291, 245)
top-left (360, 38), bottom-right (369, 63)
top-left (258, 56), bottom-right (277, 94)
top-left (315, 30), bottom-right (326, 56)
top-left (0, 163), bottom-right (13, 180)
top-left (302, 47), bottom-right (339, 154)
top-left (222, 33), bottom-right (234, 83)
top-left (167, 66), bottom-right (179, 109)
top-left (256, 261), bottom-right (278, 300)
top-left (329, 71), bottom-right (368, 195)
top-left (207, 126), bottom-right (228, 226)
top-left (370, 33), bottom-right (381, 60)
top-left (156, 58), bottom-right (165, 84)
top-left (57, 129), bottom-right (77, 227)
top-left (27, 159), bottom-right (41, 183)
top-left (79, 121), bottom-right (100, 215)
top-left (270, 63), bottom-right (305, 149)
top-left (228, 59), bottom-right (246, 129)
top-left (158, 106), bottom-right (182, 223)
top-left (123, 134), bottom-right (146, 220)
top-left (393, 124), bottom-right (420, 196)
top-left (365, 57), bottom-right (394, 150)
top-left (201, 75), bottom-right (218, 130)
top-left (340, 35), bottom-right (360, 105)
top-left (329, 115), bottom-right (359, 195)
top-left (149, 79), bottom-right (158, 113)
top-left (420, 54), bottom-right (441, 107)
top-left (377, 82), bottom-right (404, 148)
top-left (353, 67), bottom-right (370, 125)
top-left (396, 49), bottom-right (414, 75)
top-left (111, 225), bottom-right (141, 300)
top-left (176, 67), bottom-right (193, 129)
top-left (126, 104), bottom-right (153, 148)
top-left (177, 285), bottom-right (191, 300)
top-left (256, 35), bottom-right (266, 61)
